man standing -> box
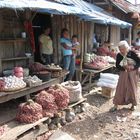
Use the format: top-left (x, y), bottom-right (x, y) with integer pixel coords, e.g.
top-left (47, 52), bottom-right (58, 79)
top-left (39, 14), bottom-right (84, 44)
top-left (39, 27), bottom-right (53, 65)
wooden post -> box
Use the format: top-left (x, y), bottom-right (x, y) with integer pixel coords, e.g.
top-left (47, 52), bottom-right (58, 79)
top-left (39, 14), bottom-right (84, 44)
top-left (128, 27), bottom-right (132, 45)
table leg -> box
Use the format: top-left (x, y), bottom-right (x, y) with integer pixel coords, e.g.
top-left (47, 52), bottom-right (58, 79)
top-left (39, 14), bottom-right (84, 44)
top-left (89, 73), bottom-right (92, 93)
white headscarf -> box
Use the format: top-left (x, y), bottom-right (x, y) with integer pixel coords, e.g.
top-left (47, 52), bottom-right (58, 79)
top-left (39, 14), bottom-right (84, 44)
top-left (118, 40), bottom-right (131, 50)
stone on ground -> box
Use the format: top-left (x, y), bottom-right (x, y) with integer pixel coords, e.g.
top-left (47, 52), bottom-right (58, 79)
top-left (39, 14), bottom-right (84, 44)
top-left (49, 130), bottom-right (75, 140)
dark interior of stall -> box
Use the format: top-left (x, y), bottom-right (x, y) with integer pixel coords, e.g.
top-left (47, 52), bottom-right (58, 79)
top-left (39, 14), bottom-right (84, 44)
top-left (32, 13), bottom-right (52, 62)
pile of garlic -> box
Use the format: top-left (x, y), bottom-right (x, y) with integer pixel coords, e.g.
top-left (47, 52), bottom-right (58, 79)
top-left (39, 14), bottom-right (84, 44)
top-left (3, 76), bottom-right (26, 90)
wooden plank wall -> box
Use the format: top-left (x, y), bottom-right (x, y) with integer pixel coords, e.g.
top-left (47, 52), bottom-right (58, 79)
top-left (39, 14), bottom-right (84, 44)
top-left (52, 15), bottom-right (94, 64)
top-left (0, 9), bottom-right (30, 73)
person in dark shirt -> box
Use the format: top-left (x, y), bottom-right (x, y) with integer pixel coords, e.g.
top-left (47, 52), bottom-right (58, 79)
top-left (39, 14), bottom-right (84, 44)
top-left (110, 40), bottom-right (140, 112)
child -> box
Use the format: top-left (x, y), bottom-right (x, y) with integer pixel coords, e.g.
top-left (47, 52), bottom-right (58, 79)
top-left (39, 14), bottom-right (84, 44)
top-left (72, 35), bottom-right (80, 58)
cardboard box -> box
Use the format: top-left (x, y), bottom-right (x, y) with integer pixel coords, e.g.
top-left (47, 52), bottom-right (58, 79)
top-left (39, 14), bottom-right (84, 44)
top-left (101, 87), bottom-right (116, 98)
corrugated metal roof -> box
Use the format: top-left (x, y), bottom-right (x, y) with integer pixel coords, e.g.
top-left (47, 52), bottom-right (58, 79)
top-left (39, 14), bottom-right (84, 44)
top-left (110, 0), bottom-right (140, 13)
top-left (0, 0), bottom-right (132, 28)
top-left (53, 0), bottom-right (132, 27)
top-left (0, 0), bottom-right (82, 14)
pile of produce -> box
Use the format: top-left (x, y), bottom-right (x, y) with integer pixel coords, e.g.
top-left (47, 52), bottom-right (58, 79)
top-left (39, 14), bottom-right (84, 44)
top-left (29, 62), bottom-right (48, 73)
top-left (13, 67), bottom-right (24, 78)
top-left (35, 91), bottom-right (58, 117)
top-left (46, 63), bottom-right (62, 70)
top-left (24, 75), bottom-right (42, 87)
top-left (85, 55), bottom-right (109, 70)
top-left (0, 125), bottom-right (8, 137)
top-left (61, 81), bottom-right (82, 103)
top-left (47, 84), bottom-right (70, 110)
top-left (0, 79), bottom-right (5, 91)
top-left (16, 99), bottom-right (43, 123)
top-left (0, 76), bottom-right (26, 91)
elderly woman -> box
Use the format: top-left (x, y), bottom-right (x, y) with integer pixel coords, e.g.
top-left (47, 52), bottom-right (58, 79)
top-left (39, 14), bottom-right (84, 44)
top-left (110, 40), bottom-right (140, 112)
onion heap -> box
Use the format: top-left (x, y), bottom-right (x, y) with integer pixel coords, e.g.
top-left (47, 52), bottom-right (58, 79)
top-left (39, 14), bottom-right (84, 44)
top-left (0, 125), bottom-right (7, 137)
top-left (0, 79), bottom-right (5, 91)
top-left (2, 76), bottom-right (26, 91)
top-left (47, 84), bottom-right (70, 110)
top-left (35, 91), bottom-right (58, 117)
top-left (16, 99), bottom-right (43, 123)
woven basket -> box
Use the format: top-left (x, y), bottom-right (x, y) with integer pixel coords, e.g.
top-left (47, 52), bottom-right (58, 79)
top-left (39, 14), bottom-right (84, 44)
top-left (2, 85), bottom-right (26, 92)
top-left (34, 71), bottom-right (51, 82)
top-left (51, 70), bottom-right (62, 78)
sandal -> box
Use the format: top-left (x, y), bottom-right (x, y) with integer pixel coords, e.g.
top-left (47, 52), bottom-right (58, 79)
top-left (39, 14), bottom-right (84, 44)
top-left (130, 106), bottom-right (136, 111)
top-left (109, 106), bottom-right (118, 112)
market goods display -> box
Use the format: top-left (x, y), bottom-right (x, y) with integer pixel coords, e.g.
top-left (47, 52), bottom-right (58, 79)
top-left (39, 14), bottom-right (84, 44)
top-left (29, 62), bottom-right (48, 73)
top-left (103, 56), bottom-right (116, 64)
top-left (0, 79), bottom-right (5, 91)
top-left (46, 64), bottom-right (62, 78)
top-left (35, 90), bottom-right (58, 117)
top-left (46, 63), bottom-right (62, 70)
top-left (84, 55), bottom-right (109, 70)
top-left (13, 67), bottom-right (24, 78)
top-left (0, 76), bottom-right (26, 91)
top-left (24, 75), bottom-right (42, 87)
top-left (16, 99), bottom-right (43, 123)
top-left (34, 71), bottom-right (51, 82)
top-left (47, 84), bottom-right (70, 110)
top-left (0, 125), bottom-right (8, 137)
top-left (61, 81), bottom-right (82, 103)
top-left (97, 73), bottom-right (119, 89)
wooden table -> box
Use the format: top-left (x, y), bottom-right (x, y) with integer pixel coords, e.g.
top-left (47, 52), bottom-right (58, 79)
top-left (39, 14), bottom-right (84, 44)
top-left (0, 71), bottom-right (68, 104)
top-left (76, 64), bottom-right (115, 92)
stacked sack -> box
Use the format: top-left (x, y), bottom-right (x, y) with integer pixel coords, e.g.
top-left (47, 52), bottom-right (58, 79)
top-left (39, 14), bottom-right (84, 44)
top-left (97, 73), bottom-right (119, 89)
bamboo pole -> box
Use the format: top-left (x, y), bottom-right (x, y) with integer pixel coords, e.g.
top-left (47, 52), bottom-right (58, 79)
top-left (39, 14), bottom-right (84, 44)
top-left (128, 27), bottom-right (132, 45)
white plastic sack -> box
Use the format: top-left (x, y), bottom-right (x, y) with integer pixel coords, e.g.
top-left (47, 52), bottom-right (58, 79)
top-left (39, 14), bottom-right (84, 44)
top-left (61, 81), bottom-right (82, 103)
top-left (99, 78), bottom-right (118, 85)
top-left (97, 81), bottom-right (117, 89)
top-left (100, 73), bottom-right (119, 81)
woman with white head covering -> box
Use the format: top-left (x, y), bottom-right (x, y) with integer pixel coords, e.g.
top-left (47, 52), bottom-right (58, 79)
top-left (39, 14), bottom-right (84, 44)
top-left (110, 40), bottom-right (140, 112)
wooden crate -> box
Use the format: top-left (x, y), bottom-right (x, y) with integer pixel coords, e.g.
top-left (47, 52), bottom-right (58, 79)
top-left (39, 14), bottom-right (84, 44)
top-left (101, 87), bottom-right (116, 98)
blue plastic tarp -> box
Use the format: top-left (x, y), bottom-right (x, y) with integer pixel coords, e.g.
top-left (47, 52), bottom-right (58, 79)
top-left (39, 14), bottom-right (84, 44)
top-left (0, 0), bottom-right (132, 28)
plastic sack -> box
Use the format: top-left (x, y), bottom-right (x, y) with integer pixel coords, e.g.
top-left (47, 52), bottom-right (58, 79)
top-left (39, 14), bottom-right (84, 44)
top-left (100, 73), bottom-right (119, 81)
top-left (61, 81), bottom-right (82, 103)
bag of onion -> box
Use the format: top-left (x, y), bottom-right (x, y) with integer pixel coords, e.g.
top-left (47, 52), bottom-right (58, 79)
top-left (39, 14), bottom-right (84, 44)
top-left (47, 84), bottom-right (70, 110)
top-left (16, 99), bottom-right (43, 123)
top-left (35, 90), bottom-right (58, 117)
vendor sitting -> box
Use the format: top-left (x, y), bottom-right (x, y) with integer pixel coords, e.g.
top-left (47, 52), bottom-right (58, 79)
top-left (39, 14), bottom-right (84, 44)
top-left (97, 41), bottom-right (116, 58)
top-left (97, 41), bottom-right (110, 56)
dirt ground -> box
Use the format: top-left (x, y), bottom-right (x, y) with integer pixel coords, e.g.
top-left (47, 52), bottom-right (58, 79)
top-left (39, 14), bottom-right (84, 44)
top-left (1, 84), bottom-right (140, 140)
top-left (60, 86), bottom-right (140, 140)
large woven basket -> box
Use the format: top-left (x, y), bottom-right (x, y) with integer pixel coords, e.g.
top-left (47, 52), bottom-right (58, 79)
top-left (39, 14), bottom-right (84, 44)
top-left (51, 70), bottom-right (62, 78)
top-left (33, 71), bottom-right (51, 82)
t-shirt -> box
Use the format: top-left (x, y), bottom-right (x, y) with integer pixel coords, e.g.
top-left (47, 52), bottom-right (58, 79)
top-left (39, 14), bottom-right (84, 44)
top-left (39, 34), bottom-right (53, 55)
top-left (60, 38), bottom-right (72, 56)
top-left (72, 42), bottom-right (80, 56)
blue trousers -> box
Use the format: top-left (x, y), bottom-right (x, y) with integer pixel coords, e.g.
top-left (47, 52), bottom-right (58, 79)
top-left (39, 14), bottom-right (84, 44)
top-left (63, 55), bottom-right (75, 81)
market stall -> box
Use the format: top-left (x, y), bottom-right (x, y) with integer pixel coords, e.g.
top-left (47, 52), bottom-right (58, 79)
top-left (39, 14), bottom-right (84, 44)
top-left (76, 53), bottom-right (116, 92)
top-left (0, 69), bottom-right (68, 104)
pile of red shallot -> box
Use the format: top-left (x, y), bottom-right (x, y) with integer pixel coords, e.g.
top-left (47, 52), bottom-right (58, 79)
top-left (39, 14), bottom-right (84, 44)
top-left (16, 99), bottom-right (43, 123)
top-left (47, 84), bottom-right (70, 110)
top-left (16, 85), bottom-right (70, 124)
top-left (0, 79), bottom-right (5, 91)
top-left (0, 125), bottom-right (8, 137)
top-left (35, 91), bottom-right (58, 117)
